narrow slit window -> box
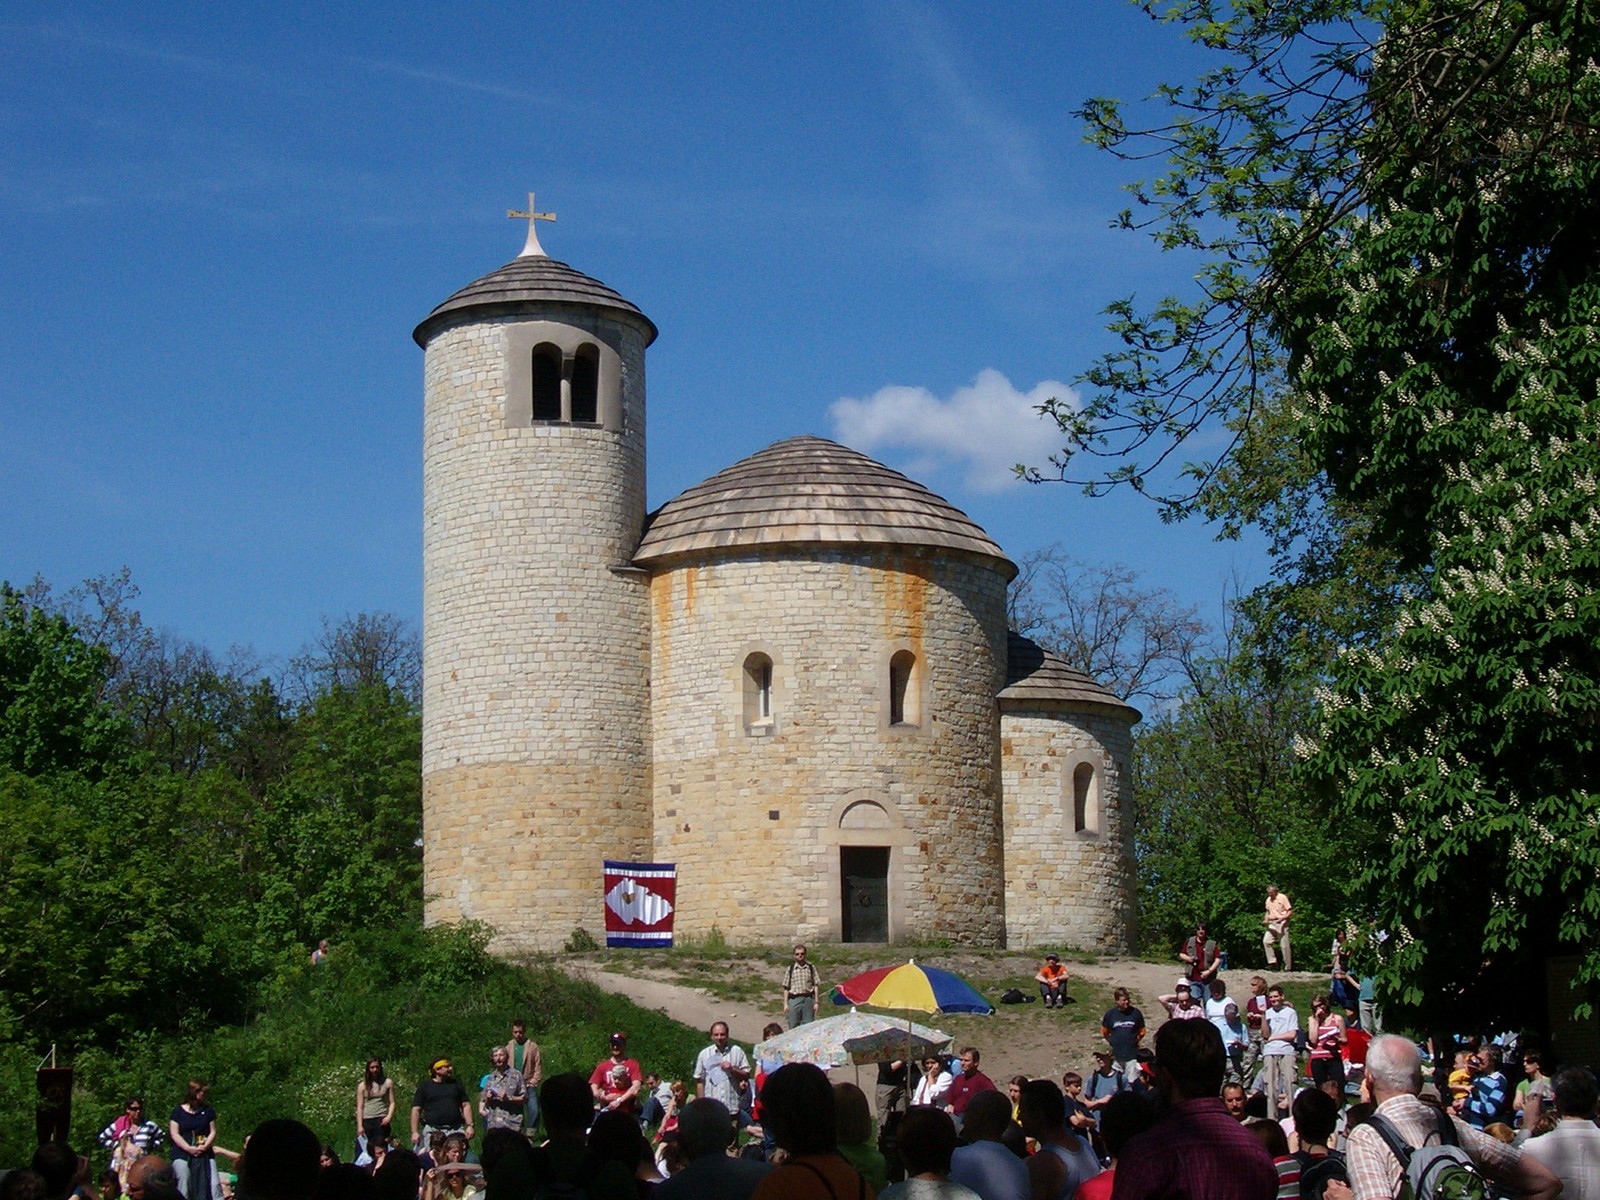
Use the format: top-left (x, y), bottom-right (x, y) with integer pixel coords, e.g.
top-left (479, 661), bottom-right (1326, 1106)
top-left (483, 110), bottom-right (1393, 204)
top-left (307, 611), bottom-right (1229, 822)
top-left (743, 653), bottom-right (774, 729)
top-left (571, 345), bottom-right (599, 423)
top-left (888, 650), bottom-right (918, 726)
top-left (1073, 762), bottom-right (1097, 835)
top-left (531, 345), bottom-right (562, 420)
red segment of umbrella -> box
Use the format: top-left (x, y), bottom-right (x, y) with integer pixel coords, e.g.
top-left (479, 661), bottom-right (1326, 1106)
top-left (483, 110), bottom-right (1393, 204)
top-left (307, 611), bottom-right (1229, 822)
top-left (831, 959), bottom-right (994, 1015)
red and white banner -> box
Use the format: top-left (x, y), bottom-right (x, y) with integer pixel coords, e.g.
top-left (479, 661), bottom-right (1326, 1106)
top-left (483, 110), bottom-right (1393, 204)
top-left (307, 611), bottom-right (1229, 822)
top-left (603, 860), bottom-right (677, 947)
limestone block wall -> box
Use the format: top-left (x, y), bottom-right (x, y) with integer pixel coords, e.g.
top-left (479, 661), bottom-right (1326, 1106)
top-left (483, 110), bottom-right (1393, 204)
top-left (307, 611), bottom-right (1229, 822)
top-left (421, 310), bottom-right (653, 952)
top-left (648, 548), bottom-right (1010, 946)
top-left (1000, 708), bottom-right (1137, 953)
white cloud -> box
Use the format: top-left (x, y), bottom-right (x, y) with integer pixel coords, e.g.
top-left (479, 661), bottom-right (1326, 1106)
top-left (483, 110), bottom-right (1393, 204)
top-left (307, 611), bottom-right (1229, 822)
top-left (829, 369), bottom-right (1075, 493)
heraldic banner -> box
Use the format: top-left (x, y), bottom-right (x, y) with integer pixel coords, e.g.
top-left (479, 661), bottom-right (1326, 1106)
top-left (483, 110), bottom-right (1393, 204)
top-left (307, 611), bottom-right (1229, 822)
top-left (602, 861), bottom-right (677, 948)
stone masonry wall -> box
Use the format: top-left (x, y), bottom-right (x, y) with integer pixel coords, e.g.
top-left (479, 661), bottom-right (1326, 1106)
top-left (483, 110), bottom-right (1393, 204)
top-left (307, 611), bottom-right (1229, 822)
top-left (421, 310), bottom-right (653, 953)
top-left (649, 548), bottom-right (1010, 946)
top-left (1001, 708), bottom-right (1136, 953)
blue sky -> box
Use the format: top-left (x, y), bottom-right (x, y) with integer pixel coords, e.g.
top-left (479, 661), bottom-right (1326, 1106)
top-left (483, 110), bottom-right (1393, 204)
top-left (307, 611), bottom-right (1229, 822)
top-left (0, 2), bottom-right (1267, 666)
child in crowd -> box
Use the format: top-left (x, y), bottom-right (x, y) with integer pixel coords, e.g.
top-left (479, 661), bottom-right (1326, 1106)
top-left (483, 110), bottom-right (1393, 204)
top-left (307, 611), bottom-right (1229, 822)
top-left (1448, 1051), bottom-right (1478, 1110)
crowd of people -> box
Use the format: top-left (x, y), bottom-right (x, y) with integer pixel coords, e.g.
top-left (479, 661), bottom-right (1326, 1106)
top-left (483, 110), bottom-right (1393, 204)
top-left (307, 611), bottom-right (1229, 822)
top-left (4, 921), bottom-right (1597, 1200)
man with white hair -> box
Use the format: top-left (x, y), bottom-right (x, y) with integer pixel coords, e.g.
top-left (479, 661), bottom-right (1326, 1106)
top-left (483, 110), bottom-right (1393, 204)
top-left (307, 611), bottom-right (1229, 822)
top-left (1345, 1034), bottom-right (1559, 1199)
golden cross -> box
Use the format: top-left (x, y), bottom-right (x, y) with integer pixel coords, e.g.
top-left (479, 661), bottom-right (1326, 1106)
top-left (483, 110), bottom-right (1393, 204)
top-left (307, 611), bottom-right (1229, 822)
top-left (508, 192), bottom-right (555, 257)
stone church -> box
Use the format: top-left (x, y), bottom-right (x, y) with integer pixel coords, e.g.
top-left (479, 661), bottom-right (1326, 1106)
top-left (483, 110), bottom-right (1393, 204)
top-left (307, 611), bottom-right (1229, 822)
top-left (414, 215), bottom-right (1139, 954)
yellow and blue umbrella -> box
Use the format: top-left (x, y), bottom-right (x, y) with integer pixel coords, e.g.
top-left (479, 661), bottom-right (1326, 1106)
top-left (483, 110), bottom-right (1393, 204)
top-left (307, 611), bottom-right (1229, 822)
top-left (830, 959), bottom-right (995, 1015)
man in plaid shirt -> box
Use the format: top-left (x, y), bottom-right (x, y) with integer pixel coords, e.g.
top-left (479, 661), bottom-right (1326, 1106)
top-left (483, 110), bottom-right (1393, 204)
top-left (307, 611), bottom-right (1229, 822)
top-left (782, 943), bottom-right (820, 1028)
top-left (1345, 1035), bottom-right (1559, 1199)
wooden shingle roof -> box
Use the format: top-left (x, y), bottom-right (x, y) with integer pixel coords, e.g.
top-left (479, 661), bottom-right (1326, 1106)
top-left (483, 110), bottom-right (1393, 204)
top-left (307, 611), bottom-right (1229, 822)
top-left (1000, 631), bottom-right (1140, 721)
top-left (634, 436), bottom-right (1015, 576)
top-left (414, 255), bottom-right (657, 347)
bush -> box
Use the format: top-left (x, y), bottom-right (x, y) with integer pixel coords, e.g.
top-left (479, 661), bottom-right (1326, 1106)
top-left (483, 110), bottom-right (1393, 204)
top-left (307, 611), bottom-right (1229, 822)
top-left (563, 927), bottom-right (600, 953)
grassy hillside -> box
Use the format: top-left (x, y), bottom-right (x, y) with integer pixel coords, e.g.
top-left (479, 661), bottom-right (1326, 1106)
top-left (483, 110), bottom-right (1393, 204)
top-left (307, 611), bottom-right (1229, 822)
top-left (2, 925), bottom-right (707, 1168)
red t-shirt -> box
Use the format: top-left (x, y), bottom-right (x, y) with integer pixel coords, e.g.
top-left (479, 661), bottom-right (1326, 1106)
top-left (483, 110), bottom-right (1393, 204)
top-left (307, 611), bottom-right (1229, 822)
top-left (945, 1069), bottom-right (997, 1115)
top-left (588, 1056), bottom-right (642, 1112)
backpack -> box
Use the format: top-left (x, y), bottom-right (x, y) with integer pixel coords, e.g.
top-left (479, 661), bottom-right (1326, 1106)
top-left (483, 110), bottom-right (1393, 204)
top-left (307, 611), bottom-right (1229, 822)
top-left (1294, 1151), bottom-right (1349, 1200)
top-left (1000, 988), bottom-right (1032, 1004)
top-left (1366, 1109), bottom-right (1488, 1200)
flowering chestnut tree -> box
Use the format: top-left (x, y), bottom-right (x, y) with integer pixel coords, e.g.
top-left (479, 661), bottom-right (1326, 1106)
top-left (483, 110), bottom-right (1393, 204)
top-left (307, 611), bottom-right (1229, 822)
top-left (1072, 0), bottom-right (1600, 1026)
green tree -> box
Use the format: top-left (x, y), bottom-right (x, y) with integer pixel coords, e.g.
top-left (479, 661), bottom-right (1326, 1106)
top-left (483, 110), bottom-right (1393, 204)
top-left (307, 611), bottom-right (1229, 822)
top-left (0, 578), bottom-right (427, 1049)
top-left (1132, 620), bottom-right (1360, 963)
top-left (1069, 0), bottom-right (1600, 1024)
top-left (0, 585), bottom-right (126, 777)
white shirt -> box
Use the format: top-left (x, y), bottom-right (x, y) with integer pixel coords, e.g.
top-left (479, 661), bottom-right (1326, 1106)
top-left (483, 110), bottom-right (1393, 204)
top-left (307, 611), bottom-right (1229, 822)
top-left (1205, 995), bottom-right (1239, 1043)
top-left (1523, 1119), bottom-right (1600, 1200)
top-left (1263, 1004), bottom-right (1299, 1055)
top-left (692, 1042), bottom-right (750, 1112)
top-left (912, 1070), bottom-right (953, 1108)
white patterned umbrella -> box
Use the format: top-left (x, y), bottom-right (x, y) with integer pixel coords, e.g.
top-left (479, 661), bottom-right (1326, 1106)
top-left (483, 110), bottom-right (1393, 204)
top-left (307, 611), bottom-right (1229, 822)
top-left (754, 1008), bottom-right (953, 1068)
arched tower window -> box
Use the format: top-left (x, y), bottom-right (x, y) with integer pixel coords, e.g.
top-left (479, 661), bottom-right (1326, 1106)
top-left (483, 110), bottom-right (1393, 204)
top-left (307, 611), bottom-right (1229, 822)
top-left (743, 652), bottom-right (774, 731)
top-left (888, 650), bottom-right (919, 727)
top-left (531, 344), bottom-right (562, 420)
top-left (1073, 761), bottom-right (1100, 837)
top-left (503, 323), bottom-right (624, 431)
top-left (571, 344), bottom-right (599, 423)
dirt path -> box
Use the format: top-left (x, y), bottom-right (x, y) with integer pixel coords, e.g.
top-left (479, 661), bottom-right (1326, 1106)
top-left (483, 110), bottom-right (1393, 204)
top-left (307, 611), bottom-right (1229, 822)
top-left (582, 955), bottom-right (1323, 1115)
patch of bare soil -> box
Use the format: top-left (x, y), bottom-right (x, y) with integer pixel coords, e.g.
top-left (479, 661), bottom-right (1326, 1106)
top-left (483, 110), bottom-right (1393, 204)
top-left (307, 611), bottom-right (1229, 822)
top-left (582, 952), bottom-right (1323, 1115)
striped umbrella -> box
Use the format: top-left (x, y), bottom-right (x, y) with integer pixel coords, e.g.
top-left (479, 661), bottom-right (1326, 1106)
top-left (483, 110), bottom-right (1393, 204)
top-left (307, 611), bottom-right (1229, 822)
top-left (830, 959), bottom-right (995, 1015)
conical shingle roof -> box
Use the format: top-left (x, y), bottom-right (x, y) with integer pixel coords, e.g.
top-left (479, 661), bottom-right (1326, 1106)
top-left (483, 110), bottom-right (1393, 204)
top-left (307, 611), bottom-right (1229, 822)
top-left (414, 255), bottom-right (657, 347)
top-left (634, 436), bottom-right (1015, 576)
top-left (1000, 631), bottom-right (1140, 721)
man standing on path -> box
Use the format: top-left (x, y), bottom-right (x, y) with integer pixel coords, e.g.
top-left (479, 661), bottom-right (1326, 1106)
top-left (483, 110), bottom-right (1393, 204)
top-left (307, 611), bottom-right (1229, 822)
top-left (1521, 1066), bottom-right (1600, 1198)
top-left (782, 944), bottom-right (819, 1028)
top-left (945, 1048), bottom-right (998, 1128)
top-left (1109, 1018), bottom-right (1278, 1199)
top-left (693, 1021), bottom-right (751, 1115)
top-left (504, 1020), bottom-right (542, 1135)
top-left (1101, 989), bottom-right (1146, 1086)
top-left (1345, 1035), bottom-right (1558, 1200)
top-left (1262, 886), bottom-right (1293, 971)
top-left (1178, 923), bottom-right (1221, 990)
top-left (411, 1059), bottom-right (473, 1149)
top-left (1260, 987), bottom-right (1300, 1120)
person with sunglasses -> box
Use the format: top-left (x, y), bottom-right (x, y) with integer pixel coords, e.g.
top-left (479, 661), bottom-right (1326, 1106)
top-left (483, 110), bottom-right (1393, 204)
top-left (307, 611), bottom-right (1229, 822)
top-left (99, 1099), bottom-right (164, 1192)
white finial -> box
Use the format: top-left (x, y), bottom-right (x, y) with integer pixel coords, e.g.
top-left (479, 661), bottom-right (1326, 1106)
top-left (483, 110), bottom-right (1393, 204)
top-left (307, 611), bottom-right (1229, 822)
top-left (507, 192), bottom-right (556, 258)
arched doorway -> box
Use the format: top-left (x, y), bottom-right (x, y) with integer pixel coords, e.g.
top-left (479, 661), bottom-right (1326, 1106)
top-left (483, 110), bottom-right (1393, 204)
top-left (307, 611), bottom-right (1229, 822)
top-left (840, 846), bottom-right (890, 942)
top-left (827, 793), bottom-right (912, 943)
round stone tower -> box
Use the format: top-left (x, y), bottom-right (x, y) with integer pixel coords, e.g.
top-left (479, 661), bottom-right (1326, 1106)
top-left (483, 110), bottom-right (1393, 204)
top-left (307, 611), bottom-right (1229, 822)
top-left (414, 218), bottom-right (657, 952)
top-left (634, 436), bottom-right (1015, 947)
